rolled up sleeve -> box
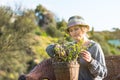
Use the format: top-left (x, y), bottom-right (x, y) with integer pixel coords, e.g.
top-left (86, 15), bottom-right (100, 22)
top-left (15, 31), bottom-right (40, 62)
top-left (88, 43), bottom-right (107, 79)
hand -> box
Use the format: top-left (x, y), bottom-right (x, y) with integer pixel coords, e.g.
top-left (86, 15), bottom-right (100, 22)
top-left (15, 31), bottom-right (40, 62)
top-left (54, 44), bottom-right (61, 48)
top-left (81, 50), bottom-right (92, 63)
top-left (54, 44), bottom-right (66, 57)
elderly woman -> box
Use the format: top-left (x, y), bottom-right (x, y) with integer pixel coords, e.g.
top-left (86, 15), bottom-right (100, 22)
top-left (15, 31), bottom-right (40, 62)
top-left (46, 15), bottom-right (107, 80)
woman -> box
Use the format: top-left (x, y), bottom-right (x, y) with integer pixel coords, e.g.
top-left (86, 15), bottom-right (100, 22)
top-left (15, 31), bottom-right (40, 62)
top-left (46, 15), bottom-right (107, 80)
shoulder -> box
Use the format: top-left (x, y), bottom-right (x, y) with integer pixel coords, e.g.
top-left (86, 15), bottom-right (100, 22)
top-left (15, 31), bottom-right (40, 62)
top-left (89, 40), bottom-right (103, 51)
top-left (90, 40), bottom-right (101, 48)
top-left (89, 40), bottom-right (104, 57)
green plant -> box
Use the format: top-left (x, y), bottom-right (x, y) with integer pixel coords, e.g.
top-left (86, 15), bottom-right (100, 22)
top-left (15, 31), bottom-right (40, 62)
top-left (53, 40), bottom-right (88, 62)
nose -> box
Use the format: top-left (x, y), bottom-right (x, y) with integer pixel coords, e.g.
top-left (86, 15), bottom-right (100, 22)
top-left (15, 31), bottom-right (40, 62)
top-left (71, 30), bottom-right (77, 35)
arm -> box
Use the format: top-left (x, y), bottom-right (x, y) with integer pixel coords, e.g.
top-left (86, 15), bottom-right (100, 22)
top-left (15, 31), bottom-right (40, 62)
top-left (88, 43), bottom-right (107, 79)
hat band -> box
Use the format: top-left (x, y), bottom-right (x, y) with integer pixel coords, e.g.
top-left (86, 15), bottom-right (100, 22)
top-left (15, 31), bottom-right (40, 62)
top-left (68, 21), bottom-right (87, 27)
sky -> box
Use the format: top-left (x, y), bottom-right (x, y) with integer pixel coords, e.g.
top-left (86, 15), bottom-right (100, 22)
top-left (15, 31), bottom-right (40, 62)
top-left (0, 0), bottom-right (120, 31)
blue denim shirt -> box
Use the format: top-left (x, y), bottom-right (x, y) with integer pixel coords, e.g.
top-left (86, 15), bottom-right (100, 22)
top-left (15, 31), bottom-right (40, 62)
top-left (46, 40), bottom-right (107, 80)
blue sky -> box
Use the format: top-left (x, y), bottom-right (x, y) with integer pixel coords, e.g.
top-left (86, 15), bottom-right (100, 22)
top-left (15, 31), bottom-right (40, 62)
top-left (1, 0), bottom-right (120, 31)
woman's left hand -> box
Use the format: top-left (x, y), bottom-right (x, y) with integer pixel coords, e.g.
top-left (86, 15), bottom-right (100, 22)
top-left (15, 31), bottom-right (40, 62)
top-left (81, 50), bottom-right (92, 63)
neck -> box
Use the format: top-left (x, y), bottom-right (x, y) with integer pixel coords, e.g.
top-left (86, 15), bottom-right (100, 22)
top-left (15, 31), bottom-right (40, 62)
top-left (76, 36), bottom-right (89, 43)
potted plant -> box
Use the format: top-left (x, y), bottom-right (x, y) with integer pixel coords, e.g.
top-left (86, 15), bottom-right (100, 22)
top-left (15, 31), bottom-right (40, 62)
top-left (52, 40), bottom-right (87, 80)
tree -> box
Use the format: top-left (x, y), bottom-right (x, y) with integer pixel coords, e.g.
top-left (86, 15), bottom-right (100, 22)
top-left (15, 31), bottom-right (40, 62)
top-left (35, 4), bottom-right (56, 28)
top-left (0, 6), bottom-right (37, 80)
top-left (57, 19), bottom-right (67, 31)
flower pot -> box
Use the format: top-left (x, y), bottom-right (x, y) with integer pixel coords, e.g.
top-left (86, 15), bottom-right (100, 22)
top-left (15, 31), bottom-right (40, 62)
top-left (52, 61), bottom-right (80, 80)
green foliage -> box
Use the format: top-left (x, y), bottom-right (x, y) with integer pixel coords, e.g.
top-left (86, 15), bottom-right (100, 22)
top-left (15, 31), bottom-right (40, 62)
top-left (53, 40), bottom-right (89, 62)
top-left (89, 30), bottom-right (120, 55)
top-left (0, 6), bottom-right (38, 80)
top-left (0, 6), bottom-right (12, 26)
top-left (35, 4), bottom-right (56, 28)
top-left (45, 25), bottom-right (63, 37)
top-left (35, 4), bottom-right (47, 13)
top-left (56, 19), bottom-right (67, 31)
top-left (100, 42), bottom-right (111, 55)
top-left (111, 29), bottom-right (120, 39)
top-left (34, 27), bottom-right (47, 36)
top-left (90, 33), bottom-right (105, 42)
top-left (32, 36), bottom-right (58, 60)
top-left (108, 44), bottom-right (120, 55)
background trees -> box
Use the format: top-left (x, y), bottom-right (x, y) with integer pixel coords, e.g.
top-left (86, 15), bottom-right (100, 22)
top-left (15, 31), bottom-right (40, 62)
top-left (0, 6), bottom-right (37, 80)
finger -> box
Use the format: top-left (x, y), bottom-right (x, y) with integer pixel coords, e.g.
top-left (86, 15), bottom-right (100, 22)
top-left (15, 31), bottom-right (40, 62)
top-left (81, 51), bottom-right (87, 55)
top-left (82, 56), bottom-right (89, 61)
top-left (81, 50), bottom-right (86, 53)
top-left (82, 54), bottom-right (89, 59)
top-left (81, 51), bottom-right (89, 55)
top-left (82, 55), bottom-right (91, 61)
top-left (81, 52), bottom-right (88, 56)
top-left (82, 53), bottom-right (90, 59)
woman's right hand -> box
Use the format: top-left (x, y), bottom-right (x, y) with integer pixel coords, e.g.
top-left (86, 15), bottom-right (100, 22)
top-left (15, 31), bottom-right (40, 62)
top-left (81, 50), bottom-right (93, 63)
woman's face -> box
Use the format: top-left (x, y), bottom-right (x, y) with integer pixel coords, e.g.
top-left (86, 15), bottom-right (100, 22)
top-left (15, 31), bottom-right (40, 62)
top-left (68, 25), bottom-right (87, 42)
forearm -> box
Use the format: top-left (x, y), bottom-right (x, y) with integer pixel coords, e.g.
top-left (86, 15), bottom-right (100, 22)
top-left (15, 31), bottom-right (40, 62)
top-left (88, 58), bottom-right (107, 78)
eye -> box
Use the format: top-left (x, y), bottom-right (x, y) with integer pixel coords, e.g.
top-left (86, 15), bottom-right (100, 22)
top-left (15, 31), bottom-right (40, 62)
top-left (74, 27), bottom-right (80, 31)
top-left (69, 29), bottom-right (73, 32)
top-left (69, 27), bottom-right (80, 32)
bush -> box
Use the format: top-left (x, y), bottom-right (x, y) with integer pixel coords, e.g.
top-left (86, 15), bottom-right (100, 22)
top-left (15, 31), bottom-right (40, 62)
top-left (46, 26), bottom-right (63, 37)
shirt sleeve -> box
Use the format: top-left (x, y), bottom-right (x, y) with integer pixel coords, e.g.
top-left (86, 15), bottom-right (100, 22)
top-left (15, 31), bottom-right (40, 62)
top-left (46, 44), bottom-right (55, 57)
top-left (88, 43), bottom-right (107, 79)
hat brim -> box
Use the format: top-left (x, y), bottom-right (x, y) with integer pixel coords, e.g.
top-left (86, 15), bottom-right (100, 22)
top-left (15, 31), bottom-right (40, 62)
top-left (65, 24), bottom-right (89, 33)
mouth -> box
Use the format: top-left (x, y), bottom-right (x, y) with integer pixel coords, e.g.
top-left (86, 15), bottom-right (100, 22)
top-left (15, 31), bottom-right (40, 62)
top-left (73, 34), bottom-right (80, 37)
